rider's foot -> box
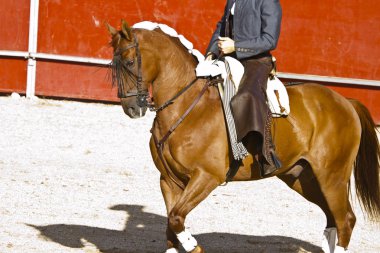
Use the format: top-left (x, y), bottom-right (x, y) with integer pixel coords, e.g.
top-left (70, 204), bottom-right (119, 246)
top-left (257, 150), bottom-right (282, 177)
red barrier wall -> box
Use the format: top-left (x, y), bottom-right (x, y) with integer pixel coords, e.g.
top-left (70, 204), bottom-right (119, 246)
top-left (34, 0), bottom-right (223, 101)
top-left (0, 0), bottom-right (30, 93)
top-left (277, 0), bottom-right (380, 123)
top-left (0, 59), bottom-right (28, 93)
top-left (0, 0), bottom-right (379, 122)
top-left (277, 0), bottom-right (380, 80)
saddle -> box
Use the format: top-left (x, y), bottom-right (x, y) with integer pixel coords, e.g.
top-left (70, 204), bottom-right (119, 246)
top-left (196, 57), bottom-right (290, 117)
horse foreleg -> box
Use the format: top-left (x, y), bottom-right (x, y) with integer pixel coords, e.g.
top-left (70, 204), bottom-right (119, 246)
top-left (160, 176), bottom-right (183, 252)
top-left (167, 169), bottom-right (220, 253)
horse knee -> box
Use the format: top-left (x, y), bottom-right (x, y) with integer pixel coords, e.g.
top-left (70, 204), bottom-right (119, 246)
top-left (168, 212), bottom-right (185, 233)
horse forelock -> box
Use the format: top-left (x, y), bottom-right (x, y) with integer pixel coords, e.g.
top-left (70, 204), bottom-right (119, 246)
top-left (108, 31), bottom-right (137, 94)
top-left (109, 32), bottom-right (120, 49)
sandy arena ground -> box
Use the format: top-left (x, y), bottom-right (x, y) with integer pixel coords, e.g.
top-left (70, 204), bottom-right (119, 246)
top-left (0, 95), bottom-right (379, 253)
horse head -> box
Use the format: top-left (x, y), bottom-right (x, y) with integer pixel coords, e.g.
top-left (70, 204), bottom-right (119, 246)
top-left (107, 20), bottom-right (159, 118)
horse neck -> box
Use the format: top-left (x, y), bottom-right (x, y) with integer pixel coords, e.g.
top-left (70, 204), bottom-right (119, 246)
top-left (146, 32), bottom-right (198, 104)
top-left (143, 31), bottom-right (215, 128)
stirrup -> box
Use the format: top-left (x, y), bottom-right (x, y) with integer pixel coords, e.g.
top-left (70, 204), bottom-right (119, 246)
top-left (258, 152), bottom-right (281, 177)
top-left (260, 162), bottom-right (278, 177)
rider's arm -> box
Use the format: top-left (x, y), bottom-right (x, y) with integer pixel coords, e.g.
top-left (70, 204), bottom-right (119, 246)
top-left (235, 0), bottom-right (282, 59)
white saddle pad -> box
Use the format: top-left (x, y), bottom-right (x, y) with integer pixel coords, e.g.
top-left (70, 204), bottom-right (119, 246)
top-left (196, 56), bottom-right (243, 86)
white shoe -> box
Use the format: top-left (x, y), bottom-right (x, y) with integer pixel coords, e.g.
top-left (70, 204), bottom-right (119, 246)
top-left (322, 227), bottom-right (337, 253)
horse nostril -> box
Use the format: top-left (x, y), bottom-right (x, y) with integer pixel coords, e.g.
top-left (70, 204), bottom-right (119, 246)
top-left (128, 107), bottom-right (136, 117)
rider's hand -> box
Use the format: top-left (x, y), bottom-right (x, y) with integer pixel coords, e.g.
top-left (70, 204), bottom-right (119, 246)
top-left (218, 37), bottom-right (235, 55)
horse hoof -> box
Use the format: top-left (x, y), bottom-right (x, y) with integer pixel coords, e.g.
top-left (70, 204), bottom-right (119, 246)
top-left (191, 246), bottom-right (205, 253)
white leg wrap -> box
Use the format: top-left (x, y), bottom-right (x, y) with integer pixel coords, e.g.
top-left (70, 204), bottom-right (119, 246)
top-left (334, 246), bottom-right (348, 253)
top-left (322, 227), bottom-right (337, 253)
top-left (177, 229), bottom-right (198, 252)
top-left (165, 248), bottom-right (179, 253)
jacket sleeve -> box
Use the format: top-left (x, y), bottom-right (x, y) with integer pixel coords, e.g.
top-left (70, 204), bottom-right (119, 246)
top-left (205, 2), bottom-right (229, 57)
top-left (235, 0), bottom-right (282, 59)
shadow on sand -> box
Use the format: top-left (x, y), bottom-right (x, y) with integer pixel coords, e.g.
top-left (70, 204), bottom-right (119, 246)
top-left (29, 204), bottom-right (322, 253)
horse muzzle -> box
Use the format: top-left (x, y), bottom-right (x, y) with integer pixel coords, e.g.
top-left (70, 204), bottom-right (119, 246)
top-left (120, 98), bottom-right (147, 119)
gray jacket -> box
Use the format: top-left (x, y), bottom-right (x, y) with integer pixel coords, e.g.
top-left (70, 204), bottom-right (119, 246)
top-left (207, 0), bottom-right (282, 60)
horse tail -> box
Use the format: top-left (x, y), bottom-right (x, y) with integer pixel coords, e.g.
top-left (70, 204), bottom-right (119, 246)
top-left (349, 99), bottom-right (380, 221)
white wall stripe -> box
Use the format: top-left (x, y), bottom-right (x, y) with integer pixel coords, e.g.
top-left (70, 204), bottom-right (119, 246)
top-left (0, 50), bottom-right (111, 65)
top-left (277, 72), bottom-right (380, 87)
top-left (31, 53), bottom-right (111, 65)
top-left (0, 50), bottom-right (29, 58)
top-left (1, 47), bottom-right (379, 88)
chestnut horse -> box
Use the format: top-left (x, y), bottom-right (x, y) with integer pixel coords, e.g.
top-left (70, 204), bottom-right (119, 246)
top-left (107, 21), bottom-right (380, 253)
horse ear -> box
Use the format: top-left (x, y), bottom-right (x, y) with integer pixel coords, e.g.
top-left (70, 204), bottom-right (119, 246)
top-left (121, 19), bottom-right (132, 41)
top-left (105, 22), bottom-right (118, 36)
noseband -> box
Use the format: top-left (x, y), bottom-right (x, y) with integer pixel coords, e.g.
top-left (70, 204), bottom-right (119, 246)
top-left (113, 34), bottom-right (148, 107)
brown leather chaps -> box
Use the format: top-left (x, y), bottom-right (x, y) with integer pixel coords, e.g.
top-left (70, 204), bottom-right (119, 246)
top-left (230, 56), bottom-right (275, 165)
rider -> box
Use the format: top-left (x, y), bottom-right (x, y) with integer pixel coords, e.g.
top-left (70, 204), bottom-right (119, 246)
top-left (206, 0), bottom-right (283, 176)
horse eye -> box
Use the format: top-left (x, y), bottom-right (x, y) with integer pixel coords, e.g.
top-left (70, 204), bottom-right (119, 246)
top-left (126, 59), bottom-right (135, 67)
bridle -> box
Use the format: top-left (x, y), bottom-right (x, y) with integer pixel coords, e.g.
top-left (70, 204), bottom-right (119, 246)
top-left (112, 32), bottom-right (205, 112)
top-left (112, 34), bottom-right (148, 108)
